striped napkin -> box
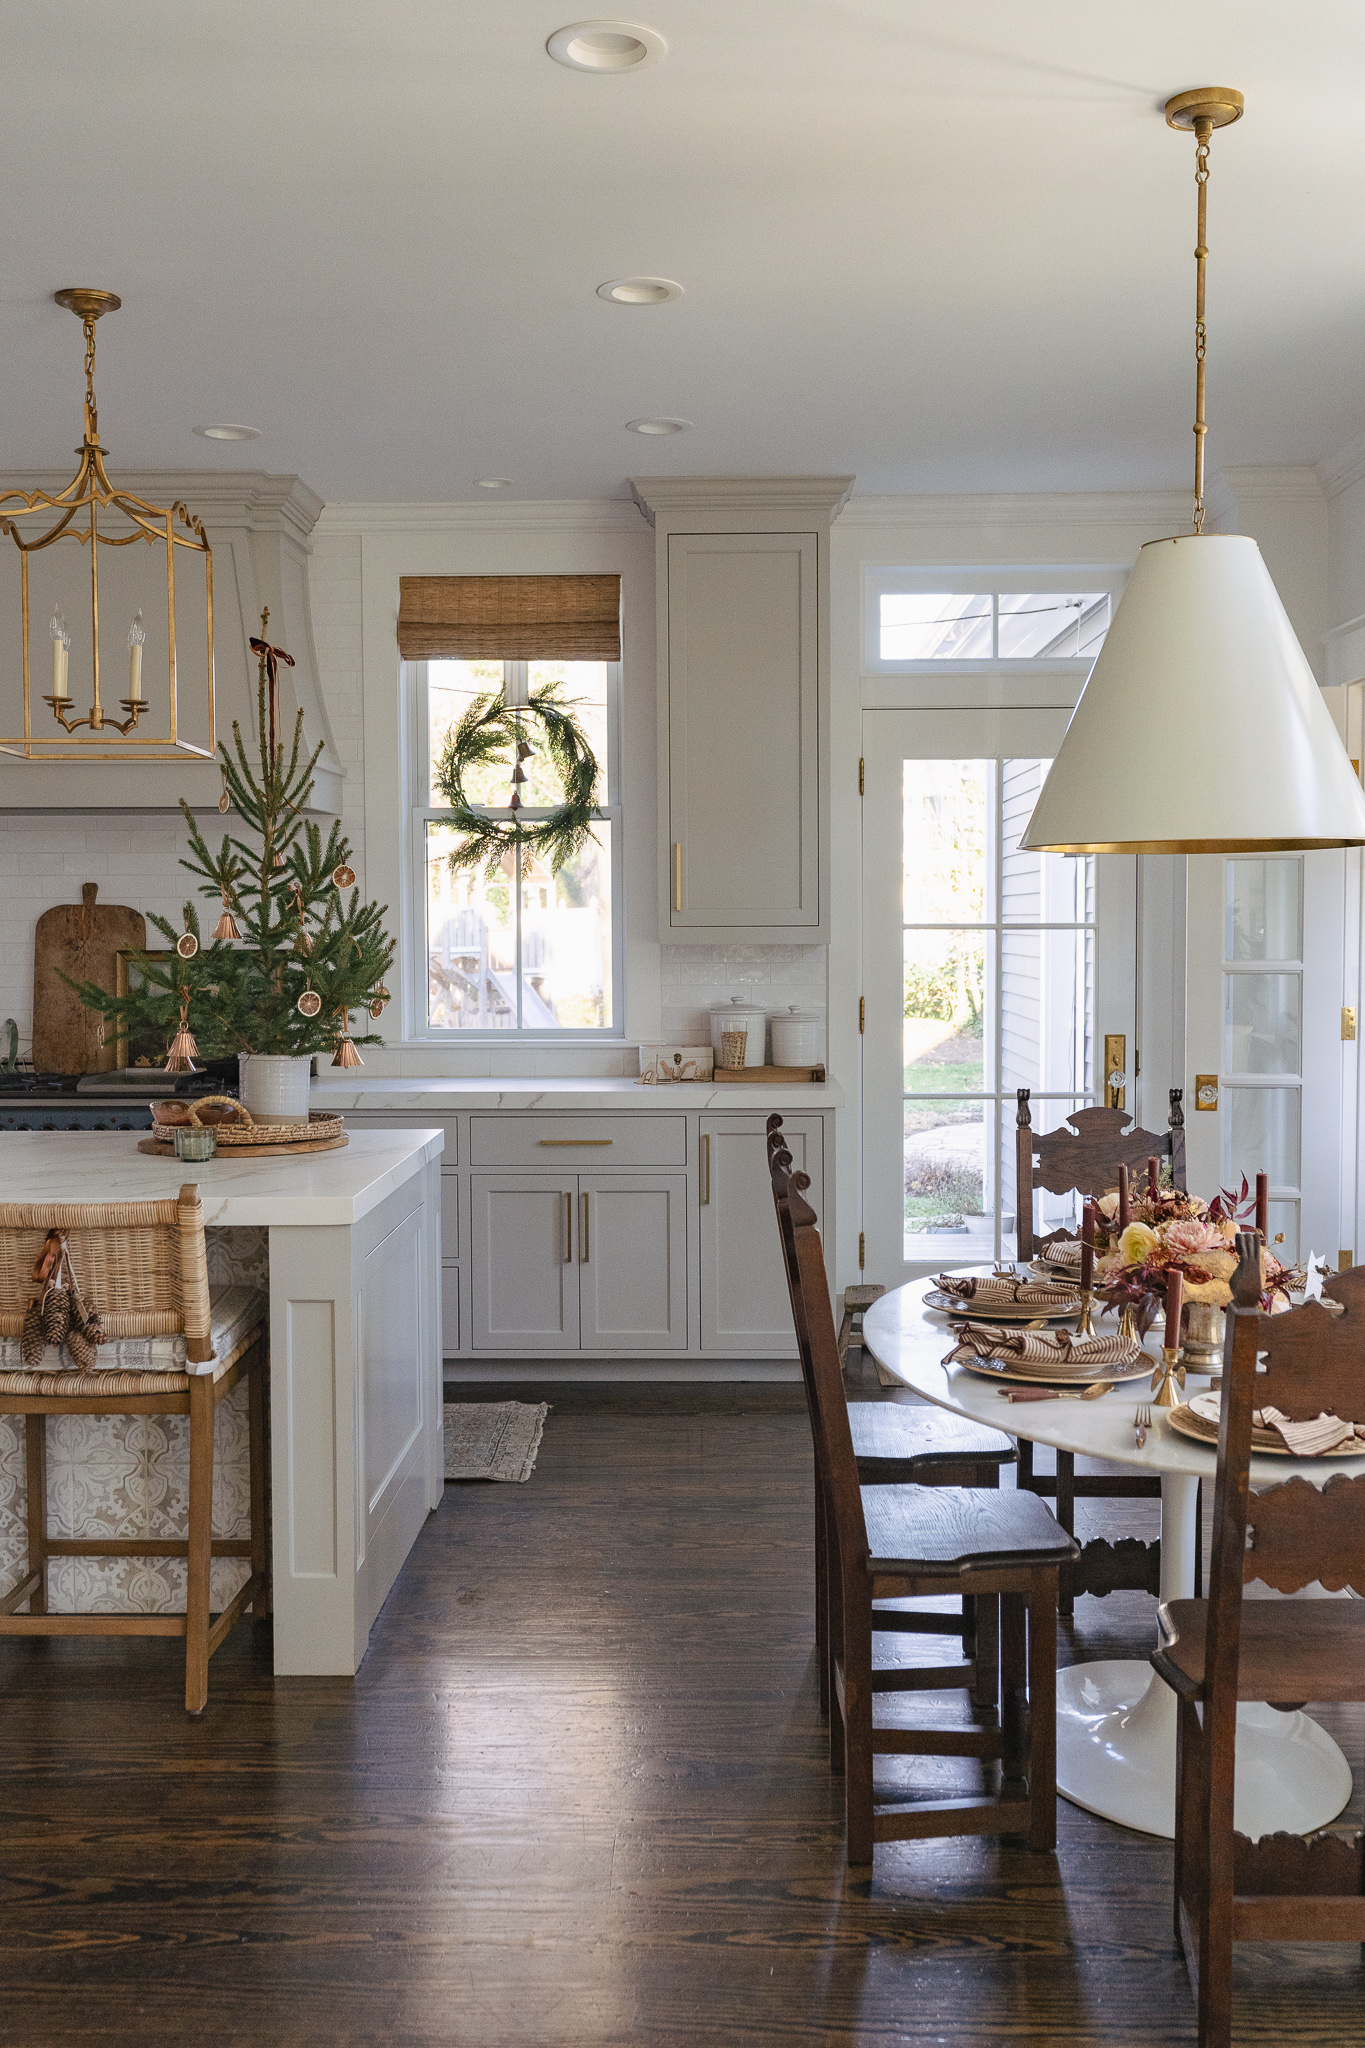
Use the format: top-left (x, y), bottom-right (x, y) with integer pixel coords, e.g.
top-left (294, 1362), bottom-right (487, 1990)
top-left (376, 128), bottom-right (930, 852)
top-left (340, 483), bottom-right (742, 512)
top-left (1038, 1237), bottom-right (1083, 1271)
top-left (1256, 1407), bottom-right (1365, 1456)
top-left (936, 1272), bottom-right (1080, 1309)
top-left (945, 1324), bottom-right (1144, 1371)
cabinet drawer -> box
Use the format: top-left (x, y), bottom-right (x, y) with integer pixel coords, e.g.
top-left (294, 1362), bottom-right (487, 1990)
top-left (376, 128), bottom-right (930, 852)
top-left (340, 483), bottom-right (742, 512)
top-left (439, 1172), bottom-right (459, 1262)
top-left (469, 1114), bottom-right (686, 1167)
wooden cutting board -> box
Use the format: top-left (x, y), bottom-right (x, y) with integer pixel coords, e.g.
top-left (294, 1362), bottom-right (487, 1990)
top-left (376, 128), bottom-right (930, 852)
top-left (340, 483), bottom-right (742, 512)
top-left (32, 882), bottom-right (146, 1075)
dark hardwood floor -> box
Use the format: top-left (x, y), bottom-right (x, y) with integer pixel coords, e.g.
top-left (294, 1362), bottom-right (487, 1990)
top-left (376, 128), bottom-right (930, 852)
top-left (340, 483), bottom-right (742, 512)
top-left (1, 1363), bottom-right (1361, 2046)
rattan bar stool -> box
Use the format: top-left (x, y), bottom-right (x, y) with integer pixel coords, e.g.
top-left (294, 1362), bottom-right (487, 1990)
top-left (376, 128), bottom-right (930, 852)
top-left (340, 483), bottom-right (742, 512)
top-left (0, 1182), bottom-right (268, 1714)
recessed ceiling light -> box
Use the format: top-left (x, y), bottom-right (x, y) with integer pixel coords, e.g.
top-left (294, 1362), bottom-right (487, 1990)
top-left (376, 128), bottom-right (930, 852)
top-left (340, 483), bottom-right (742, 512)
top-left (597, 277), bottom-right (682, 306)
top-left (194, 423), bottom-right (260, 441)
top-left (546, 20), bottom-right (665, 72)
top-left (625, 417), bottom-right (692, 435)
top-left (475, 477), bottom-right (513, 489)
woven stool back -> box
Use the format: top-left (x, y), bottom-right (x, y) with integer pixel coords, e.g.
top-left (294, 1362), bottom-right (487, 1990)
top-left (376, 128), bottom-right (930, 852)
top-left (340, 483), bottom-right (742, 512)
top-left (0, 1182), bottom-right (214, 1361)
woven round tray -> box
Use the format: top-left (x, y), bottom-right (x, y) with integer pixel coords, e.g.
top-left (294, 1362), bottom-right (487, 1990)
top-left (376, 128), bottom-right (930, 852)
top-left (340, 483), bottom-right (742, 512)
top-left (150, 1094), bottom-right (344, 1147)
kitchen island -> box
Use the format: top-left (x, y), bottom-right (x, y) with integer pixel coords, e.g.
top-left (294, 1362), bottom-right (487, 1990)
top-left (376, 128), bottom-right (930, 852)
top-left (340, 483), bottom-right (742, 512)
top-left (0, 1128), bottom-right (443, 1676)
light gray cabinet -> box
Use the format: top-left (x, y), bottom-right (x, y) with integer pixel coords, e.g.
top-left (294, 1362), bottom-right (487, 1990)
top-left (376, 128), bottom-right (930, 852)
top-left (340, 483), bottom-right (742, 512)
top-left (699, 1113), bottom-right (825, 1354)
top-left (470, 1168), bottom-right (688, 1353)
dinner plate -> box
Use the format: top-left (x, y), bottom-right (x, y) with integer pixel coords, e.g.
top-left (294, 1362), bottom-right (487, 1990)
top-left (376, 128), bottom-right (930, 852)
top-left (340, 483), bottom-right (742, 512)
top-left (953, 1351), bottom-right (1153, 1388)
top-left (1166, 1394), bottom-right (1365, 1458)
top-left (925, 1287), bottom-right (1081, 1323)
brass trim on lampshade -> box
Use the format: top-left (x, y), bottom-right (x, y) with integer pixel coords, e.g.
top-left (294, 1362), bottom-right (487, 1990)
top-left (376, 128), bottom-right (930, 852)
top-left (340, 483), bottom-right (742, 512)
top-left (1021, 92), bottom-right (1365, 856)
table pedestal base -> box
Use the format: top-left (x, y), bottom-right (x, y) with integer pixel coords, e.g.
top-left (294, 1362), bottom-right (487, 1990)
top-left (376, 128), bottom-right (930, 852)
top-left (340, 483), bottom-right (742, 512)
top-left (1056, 1660), bottom-right (1353, 1839)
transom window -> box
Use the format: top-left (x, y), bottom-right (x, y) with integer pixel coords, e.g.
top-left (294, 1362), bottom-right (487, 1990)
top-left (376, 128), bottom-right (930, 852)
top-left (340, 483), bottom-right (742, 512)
top-left (864, 569), bottom-right (1119, 674)
top-left (411, 658), bottom-right (621, 1034)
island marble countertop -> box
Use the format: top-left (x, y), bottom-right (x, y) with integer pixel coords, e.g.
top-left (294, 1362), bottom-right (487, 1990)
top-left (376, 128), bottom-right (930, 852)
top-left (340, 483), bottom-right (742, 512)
top-left (0, 1128), bottom-right (444, 1226)
top-left (310, 1074), bottom-right (844, 1112)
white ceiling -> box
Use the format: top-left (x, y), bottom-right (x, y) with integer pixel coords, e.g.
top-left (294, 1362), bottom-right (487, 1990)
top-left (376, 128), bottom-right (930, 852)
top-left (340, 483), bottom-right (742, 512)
top-left (4, 2), bottom-right (1364, 503)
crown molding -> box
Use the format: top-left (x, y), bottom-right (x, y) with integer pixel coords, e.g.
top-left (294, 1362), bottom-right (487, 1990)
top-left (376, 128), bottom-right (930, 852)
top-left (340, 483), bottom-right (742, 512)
top-left (1215, 464), bottom-right (1326, 506)
top-left (1316, 427), bottom-right (1365, 501)
top-left (837, 489), bottom-right (1192, 532)
top-left (315, 497), bottom-right (647, 535)
top-left (630, 474), bottom-right (856, 527)
top-left (0, 469), bottom-right (325, 543)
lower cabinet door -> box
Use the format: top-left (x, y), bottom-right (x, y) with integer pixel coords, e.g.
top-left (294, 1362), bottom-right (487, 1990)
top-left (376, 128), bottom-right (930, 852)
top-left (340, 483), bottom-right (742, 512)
top-left (699, 1114), bottom-right (824, 1353)
top-left (578, 1173), bottom-right (688, 1350)
top-left (470, 1173), bottom-right (580, 1350)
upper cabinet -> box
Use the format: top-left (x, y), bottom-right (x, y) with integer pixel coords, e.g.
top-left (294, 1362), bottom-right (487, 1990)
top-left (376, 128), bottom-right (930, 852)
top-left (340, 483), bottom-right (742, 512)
top-left (631, 476), bottom-right (853, 946)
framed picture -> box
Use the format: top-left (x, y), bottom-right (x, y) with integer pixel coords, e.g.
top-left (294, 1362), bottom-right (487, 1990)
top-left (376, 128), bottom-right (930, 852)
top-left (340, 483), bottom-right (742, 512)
top-left (113, 948), bottom-right (175, 1070)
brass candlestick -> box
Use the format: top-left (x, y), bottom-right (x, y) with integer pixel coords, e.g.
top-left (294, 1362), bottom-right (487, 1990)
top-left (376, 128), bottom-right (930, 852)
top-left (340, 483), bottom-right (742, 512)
top-left (1151, 1345), bottom-right (1186, 1409)
top-left (1077, 1288), bottom-right (1097, 1337)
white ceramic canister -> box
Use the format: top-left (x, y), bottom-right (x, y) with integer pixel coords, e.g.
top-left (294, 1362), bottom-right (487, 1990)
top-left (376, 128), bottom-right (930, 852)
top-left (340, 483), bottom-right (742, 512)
top-left (709, 997), bottom-right (768, 1067)
top-left (769, 1004), bottom-right (823, 1067)
top-left (238, 1052), bottom-right (314, 1121)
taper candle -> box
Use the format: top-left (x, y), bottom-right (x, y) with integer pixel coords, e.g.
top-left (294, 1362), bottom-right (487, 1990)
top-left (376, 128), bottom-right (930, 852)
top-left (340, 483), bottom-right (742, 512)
top-left (1255, 1171), bottom-right (1269, 1243)
top-left (127, 610), bottom-right (145, 701)
top-left (1164, 1264), bottom-right (1184, 1352)
top-left (1081, 1201), bottom-right (1096, 1293)
top-left (1118, 1162), bottom-right (1130, 1232)
top-left (1148, 1154), bottom-right (1159, 1199)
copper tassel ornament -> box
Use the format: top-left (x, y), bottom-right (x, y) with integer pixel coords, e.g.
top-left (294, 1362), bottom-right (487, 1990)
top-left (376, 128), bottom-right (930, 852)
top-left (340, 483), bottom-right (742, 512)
top-left (212, 886), bottom-right (240, 943)
top-left (166, 993), bottom-right (199, 1073)
top-left (331, 1007), bottom-right (364, 1068)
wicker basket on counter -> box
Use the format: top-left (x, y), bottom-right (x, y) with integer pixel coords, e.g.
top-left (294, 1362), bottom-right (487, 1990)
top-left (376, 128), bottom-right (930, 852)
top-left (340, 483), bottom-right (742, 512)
top-left (149, 1094), bottom-right (344, 1148)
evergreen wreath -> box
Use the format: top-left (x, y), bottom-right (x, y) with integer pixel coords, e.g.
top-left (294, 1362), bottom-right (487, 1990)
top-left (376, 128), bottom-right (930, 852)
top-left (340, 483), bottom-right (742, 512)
top-left (433, 683), bottom-right (600, 876)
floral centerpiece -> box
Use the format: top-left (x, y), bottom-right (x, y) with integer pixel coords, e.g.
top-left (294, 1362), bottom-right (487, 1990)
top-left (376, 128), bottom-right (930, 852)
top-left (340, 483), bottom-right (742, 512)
top-left (1091, 1176), bottom-right (1301, 1336)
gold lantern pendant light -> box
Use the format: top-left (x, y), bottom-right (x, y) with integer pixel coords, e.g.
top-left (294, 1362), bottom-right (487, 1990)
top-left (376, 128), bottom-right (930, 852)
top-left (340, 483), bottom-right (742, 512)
top-left (0, 290), bottom-right (216, 763)
top-left (1023, 91), bottom-right (1365, 855)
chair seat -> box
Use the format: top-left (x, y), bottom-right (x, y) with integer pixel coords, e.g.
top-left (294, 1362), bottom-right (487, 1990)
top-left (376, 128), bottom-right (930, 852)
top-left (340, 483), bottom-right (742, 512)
top-left (1153, 1596), bottom-right (1365, 1703)
top-left (861, 1483), bottom-right (1078, 1576)
top-left (849, 1400), bottom-right (1015, 1477)
top-left (0, 1285), bottom-right (265, 1379)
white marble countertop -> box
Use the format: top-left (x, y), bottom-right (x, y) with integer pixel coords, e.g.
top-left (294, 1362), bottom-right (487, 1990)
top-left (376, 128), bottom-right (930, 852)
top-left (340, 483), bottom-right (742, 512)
top-left (0, 1128), bottom-right (443, 1226)
top-left (311, 1074), bottom-right (844, 1112)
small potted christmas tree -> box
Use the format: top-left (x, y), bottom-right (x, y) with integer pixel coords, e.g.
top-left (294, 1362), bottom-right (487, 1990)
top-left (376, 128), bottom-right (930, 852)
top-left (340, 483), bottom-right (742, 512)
top-left (71, 615), bottom-right (394, 1119)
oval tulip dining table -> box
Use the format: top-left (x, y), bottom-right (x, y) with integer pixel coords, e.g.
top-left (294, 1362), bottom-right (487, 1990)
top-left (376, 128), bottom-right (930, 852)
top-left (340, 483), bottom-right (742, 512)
top-left (862, 1274), bottom-right (1362, 1840)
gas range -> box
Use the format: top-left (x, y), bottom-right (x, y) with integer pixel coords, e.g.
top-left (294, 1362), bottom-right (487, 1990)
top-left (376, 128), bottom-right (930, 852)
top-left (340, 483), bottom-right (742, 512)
top-left (0, 1064), bottom-right (238, 1132)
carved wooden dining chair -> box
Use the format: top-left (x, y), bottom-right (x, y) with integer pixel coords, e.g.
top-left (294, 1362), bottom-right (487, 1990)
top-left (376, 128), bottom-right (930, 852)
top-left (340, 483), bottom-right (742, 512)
top-left (0, 1183), bottom-right (268, 1714)
top-left (1150, 1238), bottom-right (1365, 2048)
top-left (1015, 1086), bottom-right (1188, 1616)
top-left (768, 1115), bottom-right (1016, 1715)
top-left (771, 1138), bottom-right (1077, 1864)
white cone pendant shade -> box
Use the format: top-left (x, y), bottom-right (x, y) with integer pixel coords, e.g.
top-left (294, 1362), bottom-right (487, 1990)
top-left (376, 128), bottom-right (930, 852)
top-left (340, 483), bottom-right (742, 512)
top-left (1022, 534), bottom-right (1365, 853)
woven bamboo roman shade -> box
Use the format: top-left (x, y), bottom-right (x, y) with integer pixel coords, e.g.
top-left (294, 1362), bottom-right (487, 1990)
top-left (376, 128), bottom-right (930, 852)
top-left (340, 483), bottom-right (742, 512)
top-left (397, 575), bottom-right (621, 661)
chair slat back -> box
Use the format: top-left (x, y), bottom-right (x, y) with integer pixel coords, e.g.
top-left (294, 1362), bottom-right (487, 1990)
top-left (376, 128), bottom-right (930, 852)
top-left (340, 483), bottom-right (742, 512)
top-left (769, 1139), bottom-right (868, 1564)
top-left (1014, 1087), bottom-right (1186, 1259)
top-left (1205, 1236), bottom-right (1365, 1710)
top-left (0, 1184), bottom-right (213, 1361)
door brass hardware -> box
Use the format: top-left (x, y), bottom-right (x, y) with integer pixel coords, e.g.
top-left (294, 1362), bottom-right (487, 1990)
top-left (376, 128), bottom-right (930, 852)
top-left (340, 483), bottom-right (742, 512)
top-left (859, 997), bottom-right (865, 1034)
top-left (858, 756), bottom-right (864, 796)
top-left (700, 1132), bottom-right (710, 1205)
top-left (581, 1192), bottom-right (589, 1262)
top-left (858, 1230), bottom-right (866, 1270)
top-left (1344, 1007), bottom-right (1358, 1042)
top-left (1340, 1249), bottom-right (1354, 1271)
top-left (672, 841), bottom-right (682, 913)
top-left (564, 1191), bottom-right (573, 1263)
top-left (1194, 1073), bottom-right (1219, 1111)
top-left (1103, 1032), bottom-right (1127, 1110)
top-left (539, 1138), bottom-right (613, 1146)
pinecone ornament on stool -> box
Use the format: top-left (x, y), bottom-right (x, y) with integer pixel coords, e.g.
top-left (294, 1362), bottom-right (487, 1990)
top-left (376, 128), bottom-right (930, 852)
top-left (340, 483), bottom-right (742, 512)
top-left (64, 1323), bottom-right (98, 1372)
top-left (20, 1300), bottom-right (45, 1370)
top-left (40, 1283), bottom-right (71, 1348)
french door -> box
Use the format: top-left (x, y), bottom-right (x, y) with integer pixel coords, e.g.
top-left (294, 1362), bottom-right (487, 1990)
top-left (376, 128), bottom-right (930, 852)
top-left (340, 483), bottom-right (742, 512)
top-left (862, 708), bottom-right (1135, 1287)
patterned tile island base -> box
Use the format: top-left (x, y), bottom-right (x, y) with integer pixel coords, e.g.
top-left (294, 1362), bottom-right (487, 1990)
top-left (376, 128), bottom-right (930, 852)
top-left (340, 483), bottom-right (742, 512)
top-left (0, 1228), bottom-right (267, 1614)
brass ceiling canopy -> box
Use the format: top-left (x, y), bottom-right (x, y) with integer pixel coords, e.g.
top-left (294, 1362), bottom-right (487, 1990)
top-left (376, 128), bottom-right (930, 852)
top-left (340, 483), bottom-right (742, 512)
top-left (1163, 87), bottom-right (1244, 133)
top-left (0, 289), bottom-right (216, 762)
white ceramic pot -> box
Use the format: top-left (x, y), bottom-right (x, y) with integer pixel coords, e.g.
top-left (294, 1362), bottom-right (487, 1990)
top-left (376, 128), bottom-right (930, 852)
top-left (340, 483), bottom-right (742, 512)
top-left (239, 1053), bottom-right (313, 1121)
top-left (709, 998), bottom-right (767, 1067)
top-left (769, 1005), bottom-right (822, 1067)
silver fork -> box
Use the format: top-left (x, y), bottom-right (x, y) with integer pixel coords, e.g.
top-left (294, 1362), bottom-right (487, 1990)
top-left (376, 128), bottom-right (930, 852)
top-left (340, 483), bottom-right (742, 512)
top-left (1134, 1402), bottom-right (1152, 1449)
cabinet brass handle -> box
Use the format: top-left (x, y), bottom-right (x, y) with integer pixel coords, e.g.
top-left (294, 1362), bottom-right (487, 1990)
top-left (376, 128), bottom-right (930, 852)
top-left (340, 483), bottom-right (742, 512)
top-left (538, 1138), bottom-right (612, 1146)
top-left (672, 840), bottom-right (682, 913)
top-left (701, 1132), bottom-right (710, 1205)
top-left (564, 1190), bottom-right (573, 1264)
top-left (581, 1191), bottom-right (589, 1262)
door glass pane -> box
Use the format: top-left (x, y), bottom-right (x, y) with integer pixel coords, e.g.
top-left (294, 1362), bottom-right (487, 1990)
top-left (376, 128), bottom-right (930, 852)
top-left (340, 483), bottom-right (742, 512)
top-left (1000, 1098), bottom-right (1089, 1263)
top-left (905, 1099), bottom-right (993, 1264)
top-left (997, 592), bottom-right (1109, 659)
top-left (1223, 973), bottom-right (1301, 1075)
top-left (1226, 859), bottom-right (1301, 961)
top-left (1267, 1199), bottom-right (1299, 1264)
top-left (1001, 758), bottom-right (1091, 921)
top-left (1227, 1088), bottom-right (1301, 1191)
top-left (426, 824), bottom-right (517, 1029)
top-left (519, 823), bottom-right (613, 1029)
top-left (902, 760), bottom-right (988, 920)
top-left (882, 593), bottom-right (991, 661)
top-left (904, 929), bottom-right (989, 1091)
top-left (1000, 928), bottom-right (1093, 1095)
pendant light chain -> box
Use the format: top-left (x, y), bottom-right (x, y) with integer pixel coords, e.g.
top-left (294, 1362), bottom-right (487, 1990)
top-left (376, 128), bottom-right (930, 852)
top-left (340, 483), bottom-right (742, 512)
top-left (1192, 118), bottom-right (1213, 534)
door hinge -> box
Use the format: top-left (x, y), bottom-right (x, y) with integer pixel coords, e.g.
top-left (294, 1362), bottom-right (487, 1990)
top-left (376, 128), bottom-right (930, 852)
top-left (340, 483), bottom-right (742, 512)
top-left (1134, 1047), bottom-right (1141, 1077)
top-left (858, 756), bottom-right (864, 796)
top-left (1343, 1006), bottom-right (1358, 1042)
top-left (858, 996), bottom-right (865, 1034)
top-left (858, 1231), bottom-right (866, 1269)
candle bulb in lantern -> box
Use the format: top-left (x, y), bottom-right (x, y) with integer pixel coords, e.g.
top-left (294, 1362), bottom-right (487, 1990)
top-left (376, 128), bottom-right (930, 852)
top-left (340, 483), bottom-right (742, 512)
top-left (50, 610), bottom-right (70, 699)
top-left (1255, 1171), bottom-right (1269, 1244)
top-left (1118, 1162), bottom-right (1130, 1232)
top-left (1148, 1154), bottom-right (1159, 1200)
top-left (1080, 1200), bottom-right (1096, 1293)
top-left (1164, 1264), bottom-right (1184, 1354)
top-left (127, 610), bottom-right (145, 702)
